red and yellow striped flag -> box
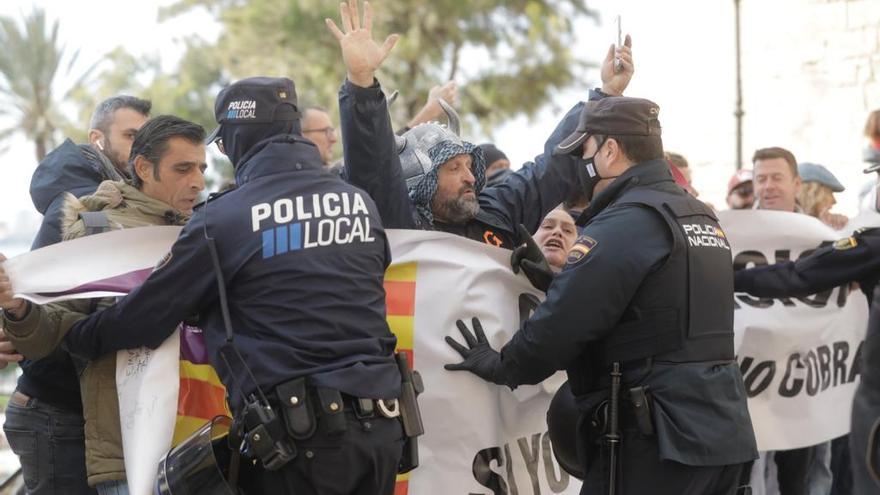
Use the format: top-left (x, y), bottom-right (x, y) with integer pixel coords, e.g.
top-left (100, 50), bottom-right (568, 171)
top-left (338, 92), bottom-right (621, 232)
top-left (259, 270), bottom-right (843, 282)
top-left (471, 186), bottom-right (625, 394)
top-left (385, 262), bottom-right (417, 495)
top-left (172, 325), bottom-right (231, 446)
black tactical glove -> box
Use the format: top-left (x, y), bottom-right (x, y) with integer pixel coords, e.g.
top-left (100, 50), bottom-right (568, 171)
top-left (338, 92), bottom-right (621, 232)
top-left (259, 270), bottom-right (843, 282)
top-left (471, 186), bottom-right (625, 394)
top-left (444, 317), bottom-right (506, 385)
top-left (510, 224), bottom-right (554, 292)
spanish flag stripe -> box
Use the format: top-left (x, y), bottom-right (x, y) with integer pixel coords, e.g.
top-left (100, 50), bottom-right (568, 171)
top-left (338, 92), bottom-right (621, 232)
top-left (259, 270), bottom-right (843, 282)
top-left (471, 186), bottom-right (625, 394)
top-left (385, 262), bottom-right (417, 282)
top-left (179, 361), bottom-right (225, 388)
top-left (386, 262), bottom-right (415, 493)
top-left (387, 316), bottom-right (414, 348)
top-left (384, 281), bottom-right (416, 316)
top-left (393, 473), bottom-right (410, 495)
top-left (177, 378), bottom-right (229, 419)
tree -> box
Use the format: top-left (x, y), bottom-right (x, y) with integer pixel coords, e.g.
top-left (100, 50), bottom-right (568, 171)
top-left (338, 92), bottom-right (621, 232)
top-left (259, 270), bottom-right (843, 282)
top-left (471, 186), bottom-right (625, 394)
top-left (159, 0), bottom-right (597, 135)
top-left (0, 9), bottom-right (93, 161)
top-left (76, 0), bottom-right (597, 183)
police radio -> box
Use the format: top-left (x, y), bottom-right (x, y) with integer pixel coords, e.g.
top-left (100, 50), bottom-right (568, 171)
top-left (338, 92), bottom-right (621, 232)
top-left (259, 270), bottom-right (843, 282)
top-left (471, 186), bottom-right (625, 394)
top-left (238, 391), bottom-right (296, 470)
top-left (204, 193), bottom-right (297, 471)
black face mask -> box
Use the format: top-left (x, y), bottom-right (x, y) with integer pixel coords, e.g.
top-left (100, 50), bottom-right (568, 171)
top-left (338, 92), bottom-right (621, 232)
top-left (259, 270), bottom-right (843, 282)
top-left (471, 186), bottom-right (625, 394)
top-left (578, 136), bottom-right (614, 202)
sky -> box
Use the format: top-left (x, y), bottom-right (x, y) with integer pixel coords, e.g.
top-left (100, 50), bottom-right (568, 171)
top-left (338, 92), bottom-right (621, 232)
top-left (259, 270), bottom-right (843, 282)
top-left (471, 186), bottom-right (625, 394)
top-left (1, 0), bottom-right (877, 255)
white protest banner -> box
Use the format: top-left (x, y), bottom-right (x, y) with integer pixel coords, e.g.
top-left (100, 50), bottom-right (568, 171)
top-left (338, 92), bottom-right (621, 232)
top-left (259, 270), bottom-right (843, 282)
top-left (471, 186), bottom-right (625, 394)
top-left (1, 226), bottom-right (187, 495)
top-left (2, 227), bottom-right (577, 495)
top-left (116, 335), bottom-right (180, 495)
top-left (3, 226), bottom-right (181, 304)
top-left (386, 230), bottom-right (578, 495)
top-left (6, 213), bottom-right (873, 485)
top-left (720, 210), bottom-right (869, 451)
top-left (843, 208), bottom-right (880, 233)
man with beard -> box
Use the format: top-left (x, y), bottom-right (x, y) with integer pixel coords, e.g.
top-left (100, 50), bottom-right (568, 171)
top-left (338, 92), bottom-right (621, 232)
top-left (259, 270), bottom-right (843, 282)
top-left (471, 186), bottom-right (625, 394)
top-left (332, 0), bottom-right (634, 249)
top-left (445, 96), bottom-right (758, 495)
top-left (0, 95), bottom-right (150, 495)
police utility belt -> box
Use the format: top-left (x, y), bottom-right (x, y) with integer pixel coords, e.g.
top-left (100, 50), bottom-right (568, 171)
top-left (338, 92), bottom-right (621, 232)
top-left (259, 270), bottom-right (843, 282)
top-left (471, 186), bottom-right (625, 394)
top-left (235, 353), bottom-right (425, 474)
top-left (275, 379), bottom-right (401, 437)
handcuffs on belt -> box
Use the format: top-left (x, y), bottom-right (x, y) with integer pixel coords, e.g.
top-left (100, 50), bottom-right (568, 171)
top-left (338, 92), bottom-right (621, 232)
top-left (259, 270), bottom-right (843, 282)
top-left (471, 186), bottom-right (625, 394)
top-left (376, 398), bottom-right (400, 418)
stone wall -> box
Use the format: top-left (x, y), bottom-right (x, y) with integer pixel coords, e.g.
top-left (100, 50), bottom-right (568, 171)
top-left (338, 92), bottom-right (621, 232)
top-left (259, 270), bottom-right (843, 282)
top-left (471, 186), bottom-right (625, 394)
top-left (729, 0), bottom-right (880, 212)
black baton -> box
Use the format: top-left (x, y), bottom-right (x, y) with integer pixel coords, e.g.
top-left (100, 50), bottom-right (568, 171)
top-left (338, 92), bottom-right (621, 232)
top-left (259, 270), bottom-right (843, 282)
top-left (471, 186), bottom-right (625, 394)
top-left (606, 362), bottom-right (621, 495)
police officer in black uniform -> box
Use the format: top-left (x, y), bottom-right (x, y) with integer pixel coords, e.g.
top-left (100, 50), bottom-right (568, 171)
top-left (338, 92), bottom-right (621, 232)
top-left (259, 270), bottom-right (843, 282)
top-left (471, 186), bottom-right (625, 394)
top-left (57, 78), bottom-right (406, 494)
top-left (446, 96), bottom-right (758, 495)
top-left (734, 202), bottom-right (880, 493)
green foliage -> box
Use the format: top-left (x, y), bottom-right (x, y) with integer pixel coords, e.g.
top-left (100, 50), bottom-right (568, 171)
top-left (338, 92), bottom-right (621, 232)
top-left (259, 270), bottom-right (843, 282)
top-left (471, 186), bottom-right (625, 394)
top-left (158, 0), bottom-right (597, 136)
top-left (0, 9), bottom-right (94, 161)
top-left (378, 0), bottom-right (596, 132)
top-left (67, 39), bottom-right (222, 141)
top-left (159, 0), bottom-right (351, 125)
top-left (5, 1), bottom-right (597, 170)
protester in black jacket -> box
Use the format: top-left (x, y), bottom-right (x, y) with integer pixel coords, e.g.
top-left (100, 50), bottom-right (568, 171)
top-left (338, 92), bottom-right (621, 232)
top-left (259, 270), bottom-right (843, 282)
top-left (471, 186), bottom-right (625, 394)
top-left (335, 8), bottom-right (634, 250)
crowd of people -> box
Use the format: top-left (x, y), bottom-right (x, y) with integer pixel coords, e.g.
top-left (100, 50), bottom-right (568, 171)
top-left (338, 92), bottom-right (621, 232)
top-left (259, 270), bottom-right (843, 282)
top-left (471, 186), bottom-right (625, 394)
top-left (0, 1), bottom-right (877, 494)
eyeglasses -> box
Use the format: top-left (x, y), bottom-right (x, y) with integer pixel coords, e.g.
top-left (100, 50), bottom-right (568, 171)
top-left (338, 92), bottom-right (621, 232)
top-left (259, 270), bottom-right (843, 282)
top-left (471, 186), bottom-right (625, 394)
top-left (733, 183), bottom-right (754, 197)
top-left (302, 126), bottom-right (336, 138)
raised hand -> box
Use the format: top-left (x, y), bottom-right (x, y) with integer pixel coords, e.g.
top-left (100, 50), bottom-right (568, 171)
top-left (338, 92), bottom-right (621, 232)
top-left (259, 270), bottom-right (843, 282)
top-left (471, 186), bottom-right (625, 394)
top-left (407, 81), bottom-right (458, 128)
top-left (325, 0), bottom-right (400, 88)
top-left (600, 34), bottom-right (634, 96)
top-left (430, 81), bottom-right (458, 107)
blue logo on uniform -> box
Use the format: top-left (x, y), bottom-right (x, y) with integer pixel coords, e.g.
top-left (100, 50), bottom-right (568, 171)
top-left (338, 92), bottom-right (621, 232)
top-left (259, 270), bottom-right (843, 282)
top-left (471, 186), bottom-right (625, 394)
top-left (262, 223), bottom-right (303, 259)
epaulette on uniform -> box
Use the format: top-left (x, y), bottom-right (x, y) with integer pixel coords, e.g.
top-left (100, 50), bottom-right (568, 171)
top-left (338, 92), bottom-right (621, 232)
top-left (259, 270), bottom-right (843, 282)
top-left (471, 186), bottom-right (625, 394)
top-left (193, 187), bottom-right (237, 212)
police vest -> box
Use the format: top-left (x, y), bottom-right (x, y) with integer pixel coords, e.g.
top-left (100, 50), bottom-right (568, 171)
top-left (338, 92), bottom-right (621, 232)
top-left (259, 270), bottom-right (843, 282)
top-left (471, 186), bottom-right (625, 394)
top-left (602, 185), bottom-right (735, 365)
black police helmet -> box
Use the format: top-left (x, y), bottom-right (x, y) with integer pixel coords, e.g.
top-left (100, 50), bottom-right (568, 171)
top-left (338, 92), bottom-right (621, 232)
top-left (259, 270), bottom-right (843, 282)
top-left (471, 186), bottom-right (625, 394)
top-left (546, 381), bottom-right (585, 480)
